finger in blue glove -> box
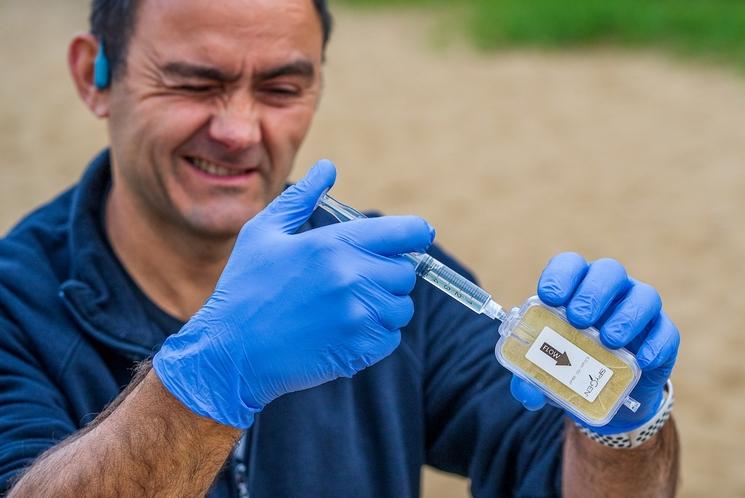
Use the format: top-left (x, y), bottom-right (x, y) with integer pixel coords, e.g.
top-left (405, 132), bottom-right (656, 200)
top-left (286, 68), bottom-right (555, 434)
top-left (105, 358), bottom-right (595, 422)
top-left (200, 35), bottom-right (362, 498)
top-left (510, 376), bottom-right (548, 412)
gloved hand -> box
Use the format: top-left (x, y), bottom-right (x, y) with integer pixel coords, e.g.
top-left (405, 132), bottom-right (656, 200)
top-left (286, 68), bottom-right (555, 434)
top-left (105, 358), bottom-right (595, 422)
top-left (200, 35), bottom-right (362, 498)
top-left (509, 252), bottom-right (680, 434)
top-left (153, 160), bottom-right (434, 429)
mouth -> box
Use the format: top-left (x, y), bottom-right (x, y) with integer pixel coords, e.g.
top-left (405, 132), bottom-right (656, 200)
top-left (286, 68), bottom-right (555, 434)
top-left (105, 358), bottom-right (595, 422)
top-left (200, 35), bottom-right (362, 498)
top-left (184, 156), bottom-right (256, 178)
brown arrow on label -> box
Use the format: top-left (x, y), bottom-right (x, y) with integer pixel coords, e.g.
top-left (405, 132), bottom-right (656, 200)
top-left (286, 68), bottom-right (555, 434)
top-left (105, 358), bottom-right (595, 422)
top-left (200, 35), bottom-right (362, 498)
top-left (539, 342), bottom-right (571, 366)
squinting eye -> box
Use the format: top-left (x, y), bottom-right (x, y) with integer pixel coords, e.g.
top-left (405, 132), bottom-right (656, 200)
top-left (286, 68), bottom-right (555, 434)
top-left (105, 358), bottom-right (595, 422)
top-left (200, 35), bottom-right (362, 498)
top-left (267, 86), bottom-right (300, 97)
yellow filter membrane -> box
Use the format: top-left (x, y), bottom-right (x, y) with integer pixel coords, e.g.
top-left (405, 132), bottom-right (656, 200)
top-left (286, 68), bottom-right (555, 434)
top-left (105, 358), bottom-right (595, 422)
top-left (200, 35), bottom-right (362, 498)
top-left (496, 297), bottom-right (640, 426)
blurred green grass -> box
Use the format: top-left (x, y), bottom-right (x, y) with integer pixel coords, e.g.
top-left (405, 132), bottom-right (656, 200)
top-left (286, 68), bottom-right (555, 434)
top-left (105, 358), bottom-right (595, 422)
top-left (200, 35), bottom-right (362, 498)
top-left (336, 0), bottom-right (745, 70)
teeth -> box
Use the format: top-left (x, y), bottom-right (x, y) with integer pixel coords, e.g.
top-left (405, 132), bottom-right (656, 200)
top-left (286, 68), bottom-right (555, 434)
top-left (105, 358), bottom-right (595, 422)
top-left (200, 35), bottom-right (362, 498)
top-left (189, 157), bottom-right (244, 177)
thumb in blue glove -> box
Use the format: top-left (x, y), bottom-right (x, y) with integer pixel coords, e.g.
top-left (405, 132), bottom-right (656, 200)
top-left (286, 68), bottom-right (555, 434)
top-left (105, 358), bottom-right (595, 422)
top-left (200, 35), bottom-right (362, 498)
top-left (510, 252), bottom-right (680, 435)
top-left (154, 159), bottom-right (435, 428)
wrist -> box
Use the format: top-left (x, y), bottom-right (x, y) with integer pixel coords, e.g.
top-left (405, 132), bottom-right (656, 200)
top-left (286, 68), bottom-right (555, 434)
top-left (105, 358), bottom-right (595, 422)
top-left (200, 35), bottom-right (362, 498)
top-left (130, 371), bottom-right (243, 441)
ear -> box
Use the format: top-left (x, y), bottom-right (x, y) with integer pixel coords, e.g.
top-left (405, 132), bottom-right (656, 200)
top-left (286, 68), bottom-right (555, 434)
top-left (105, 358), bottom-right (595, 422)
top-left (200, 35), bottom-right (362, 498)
top-left (68, 33), bottom-right (110, 118)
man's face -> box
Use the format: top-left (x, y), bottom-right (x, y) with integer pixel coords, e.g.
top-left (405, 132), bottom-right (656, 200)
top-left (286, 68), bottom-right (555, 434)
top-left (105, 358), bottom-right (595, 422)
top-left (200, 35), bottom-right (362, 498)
top-left (105, 0), bottom-right (324, 238)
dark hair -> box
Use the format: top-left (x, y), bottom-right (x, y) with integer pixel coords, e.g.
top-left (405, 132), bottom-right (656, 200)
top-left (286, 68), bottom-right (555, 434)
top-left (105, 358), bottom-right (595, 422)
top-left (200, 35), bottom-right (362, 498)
top-left (90, 0), bottom-right (333, 80)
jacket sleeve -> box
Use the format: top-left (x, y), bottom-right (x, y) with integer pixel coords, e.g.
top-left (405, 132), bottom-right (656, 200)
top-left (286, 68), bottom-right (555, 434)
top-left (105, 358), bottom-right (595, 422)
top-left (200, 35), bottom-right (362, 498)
top-left (421, 246), bottom-right (565, 498)
top-left (0, 316), bottom-right (77, 494)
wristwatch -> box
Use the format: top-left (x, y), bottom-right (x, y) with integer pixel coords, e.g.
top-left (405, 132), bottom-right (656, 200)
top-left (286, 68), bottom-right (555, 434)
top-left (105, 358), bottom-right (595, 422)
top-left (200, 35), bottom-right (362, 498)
top-left (575, 380), bottom-right (674, 449)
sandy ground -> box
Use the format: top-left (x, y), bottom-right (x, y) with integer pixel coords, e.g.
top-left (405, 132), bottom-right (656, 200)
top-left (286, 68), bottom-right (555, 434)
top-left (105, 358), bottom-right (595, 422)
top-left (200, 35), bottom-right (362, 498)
top-left (2, 1), bottom-right (745, 496)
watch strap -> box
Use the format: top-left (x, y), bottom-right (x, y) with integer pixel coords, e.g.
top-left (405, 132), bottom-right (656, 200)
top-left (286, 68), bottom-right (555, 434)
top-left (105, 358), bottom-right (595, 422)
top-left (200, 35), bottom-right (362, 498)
top-left (576, 380), bottom-right (674, 449)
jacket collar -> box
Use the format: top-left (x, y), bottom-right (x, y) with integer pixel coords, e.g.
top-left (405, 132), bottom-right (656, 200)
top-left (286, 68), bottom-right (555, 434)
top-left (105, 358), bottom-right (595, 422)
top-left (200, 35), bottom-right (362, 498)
top-left (59, 150), bottom-right (163, 359)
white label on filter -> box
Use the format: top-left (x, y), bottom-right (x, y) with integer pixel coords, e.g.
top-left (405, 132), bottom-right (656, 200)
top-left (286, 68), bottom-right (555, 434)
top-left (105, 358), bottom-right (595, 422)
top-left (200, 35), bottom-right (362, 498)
top-left (525, 326), bottom-right (613, 403)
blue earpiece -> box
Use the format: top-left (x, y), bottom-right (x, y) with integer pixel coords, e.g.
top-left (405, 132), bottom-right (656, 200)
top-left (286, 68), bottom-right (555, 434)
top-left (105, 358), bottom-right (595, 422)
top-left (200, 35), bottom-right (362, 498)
top-left (94, 41), bottom-right (111, 90)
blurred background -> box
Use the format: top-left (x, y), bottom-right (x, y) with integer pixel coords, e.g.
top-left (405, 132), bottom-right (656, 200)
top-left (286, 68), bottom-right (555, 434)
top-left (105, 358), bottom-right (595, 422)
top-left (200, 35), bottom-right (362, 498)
top-left (2, 0), bottom-right (744, 496)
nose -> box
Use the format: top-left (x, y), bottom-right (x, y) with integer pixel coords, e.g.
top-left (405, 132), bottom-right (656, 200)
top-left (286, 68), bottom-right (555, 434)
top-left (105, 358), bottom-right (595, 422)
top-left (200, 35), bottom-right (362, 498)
top-left (208, 94), bottom-right (262, 151)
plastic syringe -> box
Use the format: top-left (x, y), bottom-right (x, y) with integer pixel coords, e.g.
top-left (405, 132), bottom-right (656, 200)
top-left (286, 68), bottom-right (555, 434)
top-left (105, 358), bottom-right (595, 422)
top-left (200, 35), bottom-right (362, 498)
top-left (317, 194), bottom-right (507, 321)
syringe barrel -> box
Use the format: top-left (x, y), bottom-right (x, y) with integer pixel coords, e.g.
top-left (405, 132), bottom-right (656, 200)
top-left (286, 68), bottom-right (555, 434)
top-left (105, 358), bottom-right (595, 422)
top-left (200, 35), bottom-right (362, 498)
top-left (318, 194), bottom-right (497, 317)
top-left (412, 254), bottom-right (492, 314)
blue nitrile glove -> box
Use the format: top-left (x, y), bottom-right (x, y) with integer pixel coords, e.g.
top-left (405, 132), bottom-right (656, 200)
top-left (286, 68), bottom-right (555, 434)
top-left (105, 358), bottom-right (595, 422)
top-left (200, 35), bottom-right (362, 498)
top-left (509, 252), bottom-right (680, 435)
top-left (153, 160), bottom-right (434, 429)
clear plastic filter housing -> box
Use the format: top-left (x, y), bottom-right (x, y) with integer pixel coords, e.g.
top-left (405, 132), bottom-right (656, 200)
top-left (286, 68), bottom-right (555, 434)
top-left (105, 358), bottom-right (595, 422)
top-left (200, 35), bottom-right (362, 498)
top-left (495, 296), bottom-right (642, 426)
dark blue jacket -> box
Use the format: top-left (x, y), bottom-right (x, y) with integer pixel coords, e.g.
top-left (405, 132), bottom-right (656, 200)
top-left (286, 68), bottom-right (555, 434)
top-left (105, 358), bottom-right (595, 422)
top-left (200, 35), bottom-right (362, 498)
top-left (0, 151), bottom-right (563, 497)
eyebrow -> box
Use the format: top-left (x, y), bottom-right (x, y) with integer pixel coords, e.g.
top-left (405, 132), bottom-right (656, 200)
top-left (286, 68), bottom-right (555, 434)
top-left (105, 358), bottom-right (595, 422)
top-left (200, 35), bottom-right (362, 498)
top-left (160, 59), bottom-right (316, 83)
top-left (161, 62), bottom-right (241, 83)
top-left (254, 59), bottom-right (316, 81)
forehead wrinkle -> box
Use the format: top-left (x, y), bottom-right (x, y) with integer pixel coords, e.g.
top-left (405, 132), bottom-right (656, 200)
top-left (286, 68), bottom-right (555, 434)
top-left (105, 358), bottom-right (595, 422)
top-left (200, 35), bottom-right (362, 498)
top-left (141, 0), bottom-right (319, 43)
top-left (131, 0), bottom-right (324, 81)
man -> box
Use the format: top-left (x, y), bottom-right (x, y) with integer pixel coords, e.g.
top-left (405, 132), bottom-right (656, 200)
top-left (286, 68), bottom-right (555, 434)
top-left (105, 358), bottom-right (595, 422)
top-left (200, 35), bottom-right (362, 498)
top-left (0, 0), bottom-right (679, 496)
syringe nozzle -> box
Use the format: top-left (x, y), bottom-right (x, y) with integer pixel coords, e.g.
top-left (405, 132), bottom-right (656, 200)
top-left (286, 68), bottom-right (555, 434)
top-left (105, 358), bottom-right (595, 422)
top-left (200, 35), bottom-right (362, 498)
top-left (483, 300), bottom-right (507, 321)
